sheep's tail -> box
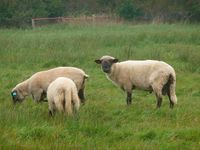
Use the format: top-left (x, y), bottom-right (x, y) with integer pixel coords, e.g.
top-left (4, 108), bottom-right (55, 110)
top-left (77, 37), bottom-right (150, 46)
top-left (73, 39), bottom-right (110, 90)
top-left (168, 74), bottom-right (177, 104)
top-left (64, 90), bottom-right (73, 115)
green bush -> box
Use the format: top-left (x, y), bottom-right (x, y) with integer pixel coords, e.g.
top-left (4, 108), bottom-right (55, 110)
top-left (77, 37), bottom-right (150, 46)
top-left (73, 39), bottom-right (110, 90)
top-left (1, 0), bottom-right (200, 27)
top-left (117, 0), bottom-right (141, 20)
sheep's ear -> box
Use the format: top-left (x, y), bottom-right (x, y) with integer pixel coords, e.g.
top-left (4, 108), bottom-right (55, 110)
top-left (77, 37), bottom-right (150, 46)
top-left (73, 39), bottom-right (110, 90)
top-left (95, 59), bottom-right (101, 64)
top-left (113, 59), bottom-right (119, 63)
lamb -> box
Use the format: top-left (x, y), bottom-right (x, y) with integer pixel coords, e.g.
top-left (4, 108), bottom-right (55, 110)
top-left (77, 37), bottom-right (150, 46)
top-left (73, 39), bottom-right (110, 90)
top-left (47, 77), bottom-right (80, 116)
top-left (95, 55), bottom-right (177, 108)
top-left (11, 67), bottom-right (88, 104)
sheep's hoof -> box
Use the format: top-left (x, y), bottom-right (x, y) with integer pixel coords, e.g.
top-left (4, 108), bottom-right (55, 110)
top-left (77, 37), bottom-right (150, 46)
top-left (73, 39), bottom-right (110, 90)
top-left (156, 103), bottom-right (162, 108)
top-left (49, 110), bottom-right (54, 117)
top-left (126, 102), bottom-right (132, 106)
top-left (156, 105), bottom-right (161, 109)
top-left (170, 102), bottom-right (174, 109)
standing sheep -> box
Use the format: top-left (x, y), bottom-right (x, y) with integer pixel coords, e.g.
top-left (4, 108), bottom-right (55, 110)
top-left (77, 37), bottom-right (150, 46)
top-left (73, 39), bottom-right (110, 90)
top-left (11, 67), bottom-right (88, 104)
top-left (47, 77), bottom-right (80, 116)
top-left (95, 55), bottom-right (177, 108)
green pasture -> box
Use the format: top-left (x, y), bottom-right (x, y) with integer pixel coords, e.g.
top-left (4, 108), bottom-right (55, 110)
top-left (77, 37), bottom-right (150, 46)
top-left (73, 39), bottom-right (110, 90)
top-left (0, 23), bottom-right (200, 149)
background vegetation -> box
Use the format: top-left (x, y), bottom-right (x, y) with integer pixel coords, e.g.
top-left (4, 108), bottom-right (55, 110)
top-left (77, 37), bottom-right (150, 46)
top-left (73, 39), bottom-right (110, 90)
top-left (0, 23), bottom-right (200, 149)
top-left (1, 0), bottom-right (200, 27)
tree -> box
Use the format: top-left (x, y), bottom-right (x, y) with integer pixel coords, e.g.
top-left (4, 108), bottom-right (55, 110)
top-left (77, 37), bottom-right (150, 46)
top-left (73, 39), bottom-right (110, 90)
top-left (117, 0), bottom-right (141, 20)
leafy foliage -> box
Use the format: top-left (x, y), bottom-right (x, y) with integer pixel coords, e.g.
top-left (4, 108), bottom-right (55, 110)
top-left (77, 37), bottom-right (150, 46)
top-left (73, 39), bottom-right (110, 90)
top-left (117, 0), bottom-right (141, 20)
top-left (1, 0), bottom-right (200, 27)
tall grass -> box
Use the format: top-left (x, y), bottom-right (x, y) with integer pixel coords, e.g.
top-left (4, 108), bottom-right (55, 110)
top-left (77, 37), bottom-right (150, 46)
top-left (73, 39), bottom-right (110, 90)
top-left (0, 23), bottom-right (200, 149)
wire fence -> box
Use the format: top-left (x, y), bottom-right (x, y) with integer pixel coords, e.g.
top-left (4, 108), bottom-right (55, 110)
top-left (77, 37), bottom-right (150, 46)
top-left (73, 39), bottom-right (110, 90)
top-left (31, 15), bottom-right (122, 28)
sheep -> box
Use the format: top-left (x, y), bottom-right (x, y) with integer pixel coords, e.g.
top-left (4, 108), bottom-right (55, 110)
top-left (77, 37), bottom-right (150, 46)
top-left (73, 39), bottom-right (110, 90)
top-left (95, 55), bottom-right (177, 108)
top-left (47, 77), bottom-right (80, 116)
top-left (11, 67), bottom-right (88, 104)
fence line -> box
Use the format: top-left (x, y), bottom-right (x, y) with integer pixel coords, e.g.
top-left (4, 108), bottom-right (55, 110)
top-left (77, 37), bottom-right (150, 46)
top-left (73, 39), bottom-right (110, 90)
top-left (31, 15), bottom-right (121, 28)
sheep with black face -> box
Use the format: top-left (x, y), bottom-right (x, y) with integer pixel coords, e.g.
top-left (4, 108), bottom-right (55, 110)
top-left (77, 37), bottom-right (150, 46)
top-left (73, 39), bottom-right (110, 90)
top-left (95, 55), bottom-right (177, 108)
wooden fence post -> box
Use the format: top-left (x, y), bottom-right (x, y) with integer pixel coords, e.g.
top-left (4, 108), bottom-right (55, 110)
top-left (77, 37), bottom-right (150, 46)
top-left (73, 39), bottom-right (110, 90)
top-left (92, 14), bottom-right (96, 25)
top-left (31, 19), bottom-right (35, 28)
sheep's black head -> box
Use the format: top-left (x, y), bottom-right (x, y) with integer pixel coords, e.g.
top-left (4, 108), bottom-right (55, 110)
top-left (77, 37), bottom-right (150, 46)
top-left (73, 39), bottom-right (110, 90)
top-left (95, 55), bottom-right (119, 73)
top-left (11, 89), bottom-right (24, 104)
top-left (11, 90), bottom-right (18, 104)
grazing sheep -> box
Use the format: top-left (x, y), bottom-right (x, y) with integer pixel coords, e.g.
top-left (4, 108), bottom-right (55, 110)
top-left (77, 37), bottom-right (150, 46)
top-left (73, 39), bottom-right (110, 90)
top-left (95, 55), bottom-right (177, 108)
top-left (47, 77), bottom-right (80, 116)
top-left (11, 67), bottom-right (88, 104)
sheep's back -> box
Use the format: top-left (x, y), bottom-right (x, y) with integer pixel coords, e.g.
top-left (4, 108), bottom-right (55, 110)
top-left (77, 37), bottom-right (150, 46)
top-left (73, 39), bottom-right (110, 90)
top-left (28, 67), bottom-right (85, 92)
top-left (47, 77), bottom-right (76, 100)
top-left (113, 60), bottom-right (174, 90)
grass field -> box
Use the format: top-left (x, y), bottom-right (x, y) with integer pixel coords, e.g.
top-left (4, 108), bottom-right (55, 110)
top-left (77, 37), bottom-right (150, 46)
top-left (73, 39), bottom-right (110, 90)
top-left (0, 23), bottom-right (200, 149)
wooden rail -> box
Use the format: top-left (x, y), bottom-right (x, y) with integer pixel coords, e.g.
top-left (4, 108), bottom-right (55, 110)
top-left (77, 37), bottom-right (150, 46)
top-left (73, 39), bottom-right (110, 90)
top-left (31, 15), bottom-right (121, 28)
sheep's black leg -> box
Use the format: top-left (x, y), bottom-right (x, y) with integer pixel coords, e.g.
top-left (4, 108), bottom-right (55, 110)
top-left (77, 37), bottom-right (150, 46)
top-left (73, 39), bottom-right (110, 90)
top-left (167, 89), bottom-right (174, 109)
top-left (78, 89), bottom-right (85, 104)
top-left (169, 100), bottom-right (174, 108)
top-left (41, 91), bottom-right (48, 102)
top-left (49, 110), bottom-right (54, 117)
top-left (49, 108), bottom-right (56, 117)
top-left (126, 92), bottom-right (132, 105)
top-left (156, 97), bottom-right (162, 108)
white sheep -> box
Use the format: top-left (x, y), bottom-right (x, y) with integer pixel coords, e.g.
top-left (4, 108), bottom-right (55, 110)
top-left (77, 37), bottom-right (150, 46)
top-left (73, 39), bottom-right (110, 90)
top-left (11, 67), bottom-right (88, 104)
top-left (95, 55), bottom-right (177, 108)
top-left (47, 77), bottom-right (80, 116)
